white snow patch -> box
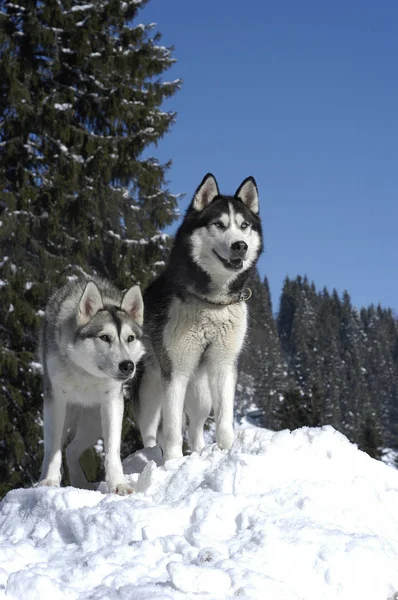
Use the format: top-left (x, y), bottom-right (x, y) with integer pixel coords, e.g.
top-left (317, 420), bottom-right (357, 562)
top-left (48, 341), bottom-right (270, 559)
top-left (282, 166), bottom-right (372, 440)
top-left (54, 103), bottom-right (72, 111)
top-left (71, 153), bottom-right (84, 164)
top-left (57, 141), bottom-right (68, 153)
top-left (1, 427), bottom-right (398, 599)
top-left (70, 4), bottom-right (93, 12)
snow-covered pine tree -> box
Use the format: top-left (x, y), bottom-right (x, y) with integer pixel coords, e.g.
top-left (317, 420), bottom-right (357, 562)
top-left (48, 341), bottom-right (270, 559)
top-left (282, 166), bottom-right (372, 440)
top-left (0, 0), bottom-right (181, 496)
top-left (278, 278), bottom-right (322, 397)
top-left (276, 276), bottom-right (326, 429)
top-left (360, 304), bottom-right (398, 452)
top-left (316, 288), bottom-right (344, 428)
top-left (337, 291), bottom-right (372, 443)
top-left (237, 272), bottom-right (286, 428)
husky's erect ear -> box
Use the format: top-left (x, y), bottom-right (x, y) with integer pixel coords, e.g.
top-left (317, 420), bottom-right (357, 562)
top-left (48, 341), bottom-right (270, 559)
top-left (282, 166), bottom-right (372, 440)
top-left (234, 176), bottom-right (259, 214)
top-left (77, 281), bottom-right (103, 326)
top-left (191, 173), bottom-right (220, 211)
top-left (121, 285), bottom-right (144, 326)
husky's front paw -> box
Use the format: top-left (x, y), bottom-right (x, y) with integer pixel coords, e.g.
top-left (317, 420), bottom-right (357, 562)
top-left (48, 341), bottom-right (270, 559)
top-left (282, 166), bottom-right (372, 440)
top-left (163, 442), bottom-right (183, 462)
top-left (110, 482), bottom-right (134, 495)
top-left (34, 479), bottom-right (60, 488)
top-left (217, 428), bottom-right (234, 451)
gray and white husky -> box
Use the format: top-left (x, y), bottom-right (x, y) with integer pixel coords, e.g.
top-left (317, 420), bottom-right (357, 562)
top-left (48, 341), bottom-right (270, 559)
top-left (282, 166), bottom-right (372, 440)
top-left (37, 276), bottom-right (144, 494)
top-left (136, 173), bottom-right (263, 461)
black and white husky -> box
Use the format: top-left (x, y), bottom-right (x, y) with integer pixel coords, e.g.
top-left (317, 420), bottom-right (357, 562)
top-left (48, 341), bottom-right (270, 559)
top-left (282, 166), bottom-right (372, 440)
top-left (137, 173), bottom-right (263, 461)
top-left (37, 277), bottom-right (144, 494)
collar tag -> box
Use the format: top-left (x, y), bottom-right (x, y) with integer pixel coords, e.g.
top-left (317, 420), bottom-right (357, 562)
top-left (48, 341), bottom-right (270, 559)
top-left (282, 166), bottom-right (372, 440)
top-left (240, 287), bottom-right (252, 302)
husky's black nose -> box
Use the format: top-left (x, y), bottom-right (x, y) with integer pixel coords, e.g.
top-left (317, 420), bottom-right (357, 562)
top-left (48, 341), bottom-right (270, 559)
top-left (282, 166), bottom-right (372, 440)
top-left (118, 360), bottom-right (134, 376)
top-left (231, 241), bottom-right (248, 257)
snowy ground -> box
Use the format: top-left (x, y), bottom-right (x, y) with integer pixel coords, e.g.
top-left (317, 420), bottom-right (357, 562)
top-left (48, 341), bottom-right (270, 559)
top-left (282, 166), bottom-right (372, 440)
top-left (1, 426), bottom-right (398, 600)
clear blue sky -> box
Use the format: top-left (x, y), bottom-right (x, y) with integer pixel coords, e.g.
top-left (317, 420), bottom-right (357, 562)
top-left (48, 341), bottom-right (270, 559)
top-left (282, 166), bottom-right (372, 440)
top-left (140, 0), bottom-right (398, 313)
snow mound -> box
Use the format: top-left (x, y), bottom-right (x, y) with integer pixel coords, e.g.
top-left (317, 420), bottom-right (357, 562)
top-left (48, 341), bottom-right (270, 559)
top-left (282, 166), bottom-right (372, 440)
top-left (1, 426), bottom-right (398, 600)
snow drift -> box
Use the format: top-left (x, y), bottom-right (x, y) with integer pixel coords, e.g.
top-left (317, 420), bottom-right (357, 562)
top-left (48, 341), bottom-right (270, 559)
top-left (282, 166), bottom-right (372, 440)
top-left (1, 426), bottom-right (398, 600)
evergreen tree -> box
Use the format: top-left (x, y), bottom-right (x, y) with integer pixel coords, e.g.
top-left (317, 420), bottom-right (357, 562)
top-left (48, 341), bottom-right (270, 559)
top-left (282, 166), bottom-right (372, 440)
top-left (317, 288), bottom-right (344, 427)
top-left (358, 414), bottom-right (383, 460)
top-left (0, 0), bottom-right (180, 496)
top-left (360, 305), bottom-right (397, 447)
top-left (277, 276), bottom-right (296, 358)
top-left (236, 271), bottom-right (285, 426)
top-left (337, 291), bottom-right (371, 442)
top-left (277, 276), bottom-right (326, 426)
top-left (277, 385), bottom-right (323, 431)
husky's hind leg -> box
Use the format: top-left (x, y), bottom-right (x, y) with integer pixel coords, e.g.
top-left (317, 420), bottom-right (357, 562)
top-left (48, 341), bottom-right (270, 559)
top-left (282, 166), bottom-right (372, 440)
top-left (160, 371), bottom-right (191, 461)
top-left (137, 363), bottom-right (162, 448)
top-left (66, 406), bottom-right (101, 490)
top-left (37, 390), bottom-right (67, 487)
top-left (185, 368), bottom-right (212, 453)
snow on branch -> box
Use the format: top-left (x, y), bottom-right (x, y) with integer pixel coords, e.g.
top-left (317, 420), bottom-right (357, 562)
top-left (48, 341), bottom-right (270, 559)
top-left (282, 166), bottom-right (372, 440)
top-left (107, 230), bottom-right (169, 246)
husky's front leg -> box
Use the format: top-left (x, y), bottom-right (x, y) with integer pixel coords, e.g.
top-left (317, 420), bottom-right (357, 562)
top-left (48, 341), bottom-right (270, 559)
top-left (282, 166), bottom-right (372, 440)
top-left (101, 391), bottom-right (132, 495)
top-left (162, 373), bottom-right (189, 461)
top-left (37, 394), bottom-right (67, 487)
top-left (208, 362), bottom-right (236, 451)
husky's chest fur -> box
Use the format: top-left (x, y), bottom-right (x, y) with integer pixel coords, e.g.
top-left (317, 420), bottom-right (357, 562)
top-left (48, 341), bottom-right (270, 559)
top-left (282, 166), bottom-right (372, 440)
top-left (162, 296), bottom-right (248, 372)
top-left (46, 353), bottom-right (122, 406)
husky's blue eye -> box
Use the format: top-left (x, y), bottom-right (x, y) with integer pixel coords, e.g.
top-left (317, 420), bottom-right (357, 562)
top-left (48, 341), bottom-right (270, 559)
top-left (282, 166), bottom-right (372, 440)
top-left (214, 220), bottom-right (224, 228)
top-left (99, 334), bottom-right (111, 343)
top-left (241, 222), bottom-right (249, 229)
top-left (127, 335), bottom-right (135, 343)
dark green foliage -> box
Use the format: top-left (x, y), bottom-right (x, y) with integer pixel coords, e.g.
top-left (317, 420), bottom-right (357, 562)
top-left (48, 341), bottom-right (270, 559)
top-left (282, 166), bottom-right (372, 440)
top-left (277, 386), bottom-right (323, 431)
top-left (358, 414), bottom-right (383, 461)
top-left (0, 0), bottom-right (180, 496)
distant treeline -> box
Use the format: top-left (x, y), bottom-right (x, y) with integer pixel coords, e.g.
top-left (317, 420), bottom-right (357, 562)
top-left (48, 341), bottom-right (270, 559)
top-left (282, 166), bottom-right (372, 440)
top-left (238, 272), bottom-right (398, 459)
